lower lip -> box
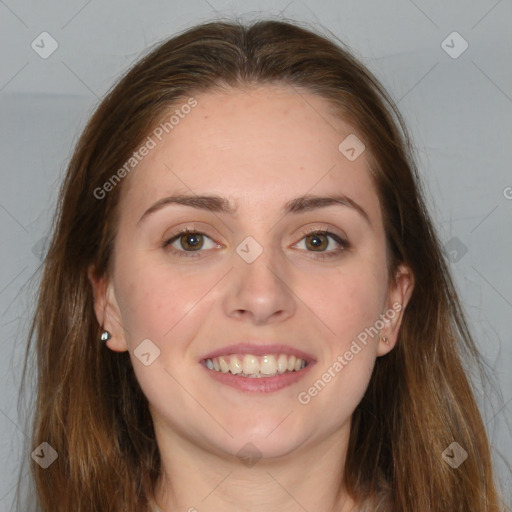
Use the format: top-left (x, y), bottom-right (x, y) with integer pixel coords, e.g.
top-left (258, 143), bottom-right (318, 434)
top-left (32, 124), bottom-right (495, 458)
top-left (200, 362), bottom-right (315, 393)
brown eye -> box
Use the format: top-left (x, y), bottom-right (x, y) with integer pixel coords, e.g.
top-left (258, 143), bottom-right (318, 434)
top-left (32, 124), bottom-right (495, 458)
top-left (178, 232), bottom-right (204, 251)
top-left (163, 229), bottom-right (219, 258)
top-left (305, 233), bottom-right (329, 251)
top-left (294, 230), bottom-right (349, 260)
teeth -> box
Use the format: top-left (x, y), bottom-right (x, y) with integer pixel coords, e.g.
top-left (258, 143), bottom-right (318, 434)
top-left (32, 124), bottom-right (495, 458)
top-left (242, 355), bottom-right (260, 375)
top-left (260, 355), bottom-right (277, 376)
top-left (204, 354), bottom-right (308, 377)
top-left (277, 354), bottom-right (288, 374)
top-left (219, 356), bottom-right (229, 373)
top-left (229, 356), bottom-right (243, 374)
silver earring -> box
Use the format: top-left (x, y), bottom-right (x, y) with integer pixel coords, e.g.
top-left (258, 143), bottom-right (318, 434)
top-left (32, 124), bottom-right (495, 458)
top-left (100, 330), bottom-right (111, 342)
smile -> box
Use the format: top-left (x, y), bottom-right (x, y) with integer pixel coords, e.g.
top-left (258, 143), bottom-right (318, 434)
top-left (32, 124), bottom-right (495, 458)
top-left (203, 353), bottom-right (308, 378)
top-left (199, 342), bottom-right (315, 392)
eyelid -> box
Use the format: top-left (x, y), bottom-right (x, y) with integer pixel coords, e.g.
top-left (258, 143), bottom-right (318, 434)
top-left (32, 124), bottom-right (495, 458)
top-left (294, 223), bottom-right (349, 245)
top-left (292, 227), bottom-right (349, 258)
top-left (162, 222), bottom-right (222, 245)
top-left (296, 224), bottom-right (347, 239)
top-left (163, 228), bottom-right (220, 257)
top-left (162, 223), bottom-right (350, 259)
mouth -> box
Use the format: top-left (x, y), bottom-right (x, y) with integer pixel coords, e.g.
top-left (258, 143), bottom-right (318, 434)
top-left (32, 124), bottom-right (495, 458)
top-left (199, 343), bottom-right (315, 392)
top-left (202, 353), bottom-right (309, 378)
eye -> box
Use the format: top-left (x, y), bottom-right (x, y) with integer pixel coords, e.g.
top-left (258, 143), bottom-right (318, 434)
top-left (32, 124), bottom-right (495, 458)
top-left (163, 229), bottom-right (219, 257)
top-left (293, 230), bottom-right (349, 259)
top-left (162, 227), bottom-right (349, 260)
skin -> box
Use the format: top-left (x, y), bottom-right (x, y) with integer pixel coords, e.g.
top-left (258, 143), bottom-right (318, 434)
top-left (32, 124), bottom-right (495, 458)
top-left (90, 84), bottom-right (414, 512)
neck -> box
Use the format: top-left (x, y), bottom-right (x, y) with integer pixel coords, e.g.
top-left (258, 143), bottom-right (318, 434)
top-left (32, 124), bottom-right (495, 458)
top-left (151, 417), bottom-right (357, 512)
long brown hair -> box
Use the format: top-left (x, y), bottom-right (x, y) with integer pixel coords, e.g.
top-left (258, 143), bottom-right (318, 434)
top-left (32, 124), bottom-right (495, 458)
top-left (16, 18), bottom-right (507, 511)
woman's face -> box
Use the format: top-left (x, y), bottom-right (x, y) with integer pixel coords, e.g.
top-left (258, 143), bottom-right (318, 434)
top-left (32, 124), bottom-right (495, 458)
top-left (92, 84), bottom-right (413, 460)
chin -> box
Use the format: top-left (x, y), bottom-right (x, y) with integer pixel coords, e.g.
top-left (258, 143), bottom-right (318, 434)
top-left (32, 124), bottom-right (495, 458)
top-left (217, 420), bottom-right (308, 459)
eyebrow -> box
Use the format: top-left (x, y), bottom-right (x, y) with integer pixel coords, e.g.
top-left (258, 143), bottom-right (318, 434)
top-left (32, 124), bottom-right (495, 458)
top-left (137, 193), bottom-right (372, 227)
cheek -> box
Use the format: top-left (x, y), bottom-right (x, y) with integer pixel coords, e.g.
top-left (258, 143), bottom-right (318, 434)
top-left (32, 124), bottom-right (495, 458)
top-left (306, 258), bottom-right (388, 350)
top-left (296, 253), bottom-right (386, 424)
top-left (113, 252), bottom-right (207, 345)
top-left (300, 349), bottom-right (376, 437)
top-left (112, 256), bottom-right (207, 405)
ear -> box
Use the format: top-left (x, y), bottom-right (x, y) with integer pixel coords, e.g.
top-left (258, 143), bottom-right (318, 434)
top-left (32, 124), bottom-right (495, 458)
top-left (376, 263), bottom-right (415, 357)
top-left (87, 264), bottom-right (128, 352)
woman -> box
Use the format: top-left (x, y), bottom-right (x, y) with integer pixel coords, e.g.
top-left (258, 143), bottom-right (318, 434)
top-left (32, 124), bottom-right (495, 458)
top-left (18, 18), bottom-right (505, 511)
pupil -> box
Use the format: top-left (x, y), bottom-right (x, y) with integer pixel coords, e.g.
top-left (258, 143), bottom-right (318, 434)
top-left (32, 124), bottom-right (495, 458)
top-left (184, 233), bottom-right (201, 249)
top-left (309, 234), bottom-right (325, 250)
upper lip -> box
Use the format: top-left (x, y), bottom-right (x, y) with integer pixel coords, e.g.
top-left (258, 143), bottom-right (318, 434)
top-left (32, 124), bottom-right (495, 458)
top-left (200, 342), bottom-right (316, 363)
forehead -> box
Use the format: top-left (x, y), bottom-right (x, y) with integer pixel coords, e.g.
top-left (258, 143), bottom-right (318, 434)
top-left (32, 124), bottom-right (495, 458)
top-left (119, 84), bottom-right (381, 225)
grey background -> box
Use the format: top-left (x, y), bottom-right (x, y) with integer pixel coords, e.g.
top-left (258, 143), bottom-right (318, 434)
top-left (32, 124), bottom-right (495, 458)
top-left (1, 0), bottom-right (511, 509)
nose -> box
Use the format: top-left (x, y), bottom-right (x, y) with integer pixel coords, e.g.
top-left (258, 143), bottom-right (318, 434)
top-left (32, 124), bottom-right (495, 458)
top-left (222, 240), bottom-right (297, 326)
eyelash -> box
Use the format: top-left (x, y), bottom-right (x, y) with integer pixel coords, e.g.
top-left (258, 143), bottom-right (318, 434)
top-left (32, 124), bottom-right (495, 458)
top-left (162, 227), bottom-right (349, 260)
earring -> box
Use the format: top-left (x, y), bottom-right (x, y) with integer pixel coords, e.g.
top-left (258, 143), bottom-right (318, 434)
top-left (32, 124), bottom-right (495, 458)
top-left (381, 336), bottom-right (389, 344)
top-left (100, 330), bottom-right (111, 342)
